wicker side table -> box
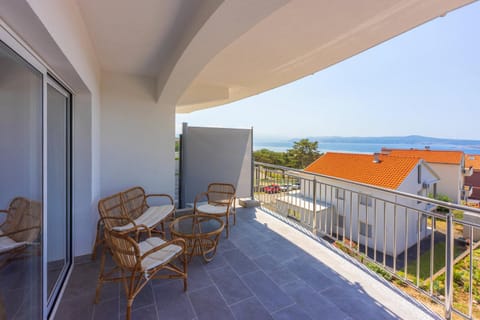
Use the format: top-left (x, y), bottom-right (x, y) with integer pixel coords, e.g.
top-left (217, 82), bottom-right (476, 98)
top-left (170, 214), bottom-right (224, 262)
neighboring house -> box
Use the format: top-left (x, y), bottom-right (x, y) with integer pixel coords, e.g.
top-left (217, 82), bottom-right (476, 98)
top-left (464, 154), bottom-right (480, 200)
top-left (462, 154), bottom-right (480, 240)
top-left (294, 152), bottom-right (439, 257)
top-left (382, 148), bottom-right (466, 203)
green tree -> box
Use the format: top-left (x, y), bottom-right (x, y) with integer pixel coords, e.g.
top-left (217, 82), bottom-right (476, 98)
top-left (285, 139), bottom-right (321, 169)
top-left (253, 148), bottom-right (286, 166)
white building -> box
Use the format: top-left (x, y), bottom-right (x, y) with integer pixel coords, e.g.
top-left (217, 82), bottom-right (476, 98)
top-left (382, 148), bottom-right (466, 203)
top-left (299, 152), bottom-right (440, 257)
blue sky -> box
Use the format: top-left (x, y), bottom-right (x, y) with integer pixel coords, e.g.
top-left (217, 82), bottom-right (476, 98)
top-left (176, 2), bottom-right (480, 141)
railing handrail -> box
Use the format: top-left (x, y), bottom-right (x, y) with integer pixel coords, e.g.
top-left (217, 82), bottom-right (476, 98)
top-left (254, 161), bottom-right (480, 216)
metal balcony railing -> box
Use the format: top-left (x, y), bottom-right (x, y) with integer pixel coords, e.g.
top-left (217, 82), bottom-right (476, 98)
top-left (253, 162), bottom-right (480, 320)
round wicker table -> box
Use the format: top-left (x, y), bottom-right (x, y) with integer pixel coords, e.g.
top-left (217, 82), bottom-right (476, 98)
top-left (170, 214), bottom-right (224, 263)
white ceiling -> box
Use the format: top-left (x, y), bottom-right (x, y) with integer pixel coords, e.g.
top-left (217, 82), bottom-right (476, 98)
top-left (76, 0), bottom-right (474, 112)
top-left (77, 0), bottom-right (202, 77)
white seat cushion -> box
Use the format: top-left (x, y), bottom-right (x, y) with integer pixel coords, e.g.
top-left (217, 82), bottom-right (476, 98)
top-left (113, 205), bottom-right (174, 232)
top-left (0, 230), bottom-right (27, 254)
top-left (139, 237), bottom-right (182, 270)
top-left (196, 204), bottom-right (228, 215)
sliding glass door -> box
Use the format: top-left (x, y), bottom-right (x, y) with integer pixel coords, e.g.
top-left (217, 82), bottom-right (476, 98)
top-left (0, 35), bottom-right (72, 319)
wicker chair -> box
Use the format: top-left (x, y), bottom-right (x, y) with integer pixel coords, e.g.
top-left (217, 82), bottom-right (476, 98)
top-left (194, 183), bottom-right (236, 238)
top-left (95, 222), bottom-right (187, 320)
top-left (91, 187), bottom-right (175, 260)
top-left (0, 197), bottom-right (41, 267)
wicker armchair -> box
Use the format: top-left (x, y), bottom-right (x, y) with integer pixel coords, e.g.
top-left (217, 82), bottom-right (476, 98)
top-left (95, 222), bottom-right (187, 320)
top-left (0, 197), bottom-right (41, 267)
top-left (194, 183), bottom-right (236, 238)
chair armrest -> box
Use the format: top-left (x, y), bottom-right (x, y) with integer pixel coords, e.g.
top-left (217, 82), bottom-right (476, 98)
top-left (100, 216), bottom-right (151, 238)
top-left (145, 194), bottom-right (174, 205)
top-left (0, 225), bottom-right (40, 239)
top-left (140, 237), bottom-right (186, 260)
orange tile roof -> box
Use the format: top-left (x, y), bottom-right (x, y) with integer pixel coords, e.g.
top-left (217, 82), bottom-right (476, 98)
top-left (382, 149), bottom-right (463, 165)
top-left (305, 152), bottom-right (420, 190)
top-left (466, 154), bottom-right (480, 170)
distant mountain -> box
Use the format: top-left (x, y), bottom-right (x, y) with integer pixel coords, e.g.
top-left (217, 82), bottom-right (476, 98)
top-left (293, 135), bottom-right (480, 146)
top-left (254, 135), bottom-right (480, 154)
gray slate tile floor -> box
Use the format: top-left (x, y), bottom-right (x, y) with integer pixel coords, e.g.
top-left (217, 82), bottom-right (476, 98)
top-left (54, 207), bottom-right (441, 320)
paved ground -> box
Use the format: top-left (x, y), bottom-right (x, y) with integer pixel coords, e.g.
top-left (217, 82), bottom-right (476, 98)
top-left (55, 207), bottom-right (441, 320)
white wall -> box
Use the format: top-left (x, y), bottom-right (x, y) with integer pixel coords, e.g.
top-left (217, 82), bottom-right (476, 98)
top-left (100, 72), bottom-right (175, 197)
top-left (429, 163), bottom-right (462, 203)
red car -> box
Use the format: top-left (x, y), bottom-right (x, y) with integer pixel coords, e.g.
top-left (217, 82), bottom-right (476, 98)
top-left (263, 184), bottom-right (281, 194)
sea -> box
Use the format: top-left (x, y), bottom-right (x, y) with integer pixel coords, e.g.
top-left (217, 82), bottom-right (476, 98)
top-left (254, 138), bottom-right (480, 155)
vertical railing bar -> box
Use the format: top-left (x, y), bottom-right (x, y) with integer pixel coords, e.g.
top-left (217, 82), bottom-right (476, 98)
top-left (365, 196), bottom-right (369, 256)
top-left (312, 177), bottom-right (317, 234)
top-left (404, 207), bottom-right (408, 280)
top-left (357, 193), bottom-right (360, 254)
top-left (374, 198), bottom-right (377, 263)
top-left (260, 167), bottom-right (263, 203)
top-left (430, 216), bottom-right (435, 296)
top-left (349, 191), bottom-right (353, 249)
top-left (468, 225), bottom-right (473, 318)
top-left (307, 179), bottom-right (311, 226)
top-left (393, 203), bottom-right (397, 273)
top-left (330, 186), bottom-right (334, 237)
top-left (323, 183), bottom-right (330, 234)
top-left (342, 188), bottom-right (346, 243)
top-left (445, 210), bottom-right (454, 320)
top-left (269, 168), bottom-right (272, 204)
top-left (336, 187), bottom-right (339, 240)
top-left (383, 201), bottom-right (387, 268)
top-left (416, 211), bottom-right (421, 287)
top-left (318, 182), bottom-right (323, 234)
top-left (298, 178), bottom-right (301, 211)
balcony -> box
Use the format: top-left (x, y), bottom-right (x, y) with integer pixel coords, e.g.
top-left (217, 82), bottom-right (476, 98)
top-left (253, 162), bottom-right (480, 319)
top-left (54, 206), bottom-right (438, 320)
top-left (463, 167), bottom-right (474, 177)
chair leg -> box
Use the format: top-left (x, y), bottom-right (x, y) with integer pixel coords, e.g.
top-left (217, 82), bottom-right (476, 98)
top-left (183, 256), bottom-right (188, 291)
top-left (233, 206), bottom-right (236, 225)
top-left (161, 221), bottom-right (166, 239)
top-left (94, 246), bottom-right (107, 303)
top-left (225, 214), bottom-right (229, 238)
top-left (91, 220), bottom-right (103, 261)
top-left (126, 298), bottom-right (133, 320)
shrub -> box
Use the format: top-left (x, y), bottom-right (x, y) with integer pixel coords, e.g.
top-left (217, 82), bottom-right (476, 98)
top-left (366, 262), bottom-right (393, 281)
top-left (428, 193), bottom-right (453, 212)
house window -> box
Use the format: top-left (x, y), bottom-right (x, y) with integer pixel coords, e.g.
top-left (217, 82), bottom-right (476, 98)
top-left (418, 165), bottom-right (422, 184)
top-left (335, 188), bottom-right (345, 200)
top-left (359, 221), bottom-right (373, 238)
top-left (359, 194), bottom-right (372, 207)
